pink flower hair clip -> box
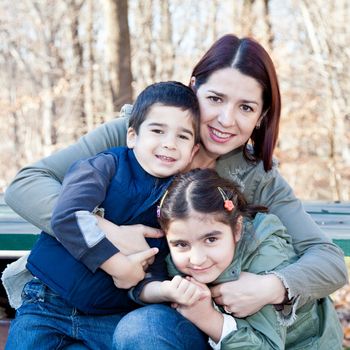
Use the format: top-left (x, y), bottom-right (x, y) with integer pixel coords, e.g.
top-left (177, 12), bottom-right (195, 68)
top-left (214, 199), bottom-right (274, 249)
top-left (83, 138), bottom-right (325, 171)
top-left (217, 187), bottom-right (234, 212)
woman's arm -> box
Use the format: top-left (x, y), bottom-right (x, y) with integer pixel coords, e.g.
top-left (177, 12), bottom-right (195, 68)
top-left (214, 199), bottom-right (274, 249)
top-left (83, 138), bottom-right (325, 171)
top-left (255, 168), bottom-right (348, 305)
top-left (5, 117), bottom-right (128, 234)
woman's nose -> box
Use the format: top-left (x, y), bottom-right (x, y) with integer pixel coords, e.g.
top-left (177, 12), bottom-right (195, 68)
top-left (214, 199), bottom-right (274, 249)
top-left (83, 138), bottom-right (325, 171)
top-left (218, 106), bottom-right (236, 128)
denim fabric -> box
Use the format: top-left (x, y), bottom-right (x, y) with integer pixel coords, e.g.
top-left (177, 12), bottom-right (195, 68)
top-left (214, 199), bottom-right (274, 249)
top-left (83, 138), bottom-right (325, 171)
top-left (5, 279), bottom-right (126, 350)
top-left (113, 304), bottom-right (211, 350)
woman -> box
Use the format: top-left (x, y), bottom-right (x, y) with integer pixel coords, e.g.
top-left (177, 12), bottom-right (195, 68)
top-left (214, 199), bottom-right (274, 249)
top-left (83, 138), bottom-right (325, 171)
top-left (4, 34), bottom-right (347, 349)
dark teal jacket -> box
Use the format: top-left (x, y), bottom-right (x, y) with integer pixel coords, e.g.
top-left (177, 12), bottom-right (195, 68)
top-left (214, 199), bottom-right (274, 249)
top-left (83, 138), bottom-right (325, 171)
top-left (167, 213), bottom-right (343, 349)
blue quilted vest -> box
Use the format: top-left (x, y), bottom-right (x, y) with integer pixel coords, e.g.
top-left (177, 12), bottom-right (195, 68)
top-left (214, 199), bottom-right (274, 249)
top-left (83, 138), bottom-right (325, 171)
top-left (27, 147), bottom-right (171, 314)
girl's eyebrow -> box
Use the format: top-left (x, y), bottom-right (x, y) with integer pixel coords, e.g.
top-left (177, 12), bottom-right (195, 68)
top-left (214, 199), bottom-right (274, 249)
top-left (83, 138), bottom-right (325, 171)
top-left (168, 231), bottom-right (222, 244)
top-left (199, 231), bottom-right (222, 240)
top-left (168, 238), bottom-right (188, 244)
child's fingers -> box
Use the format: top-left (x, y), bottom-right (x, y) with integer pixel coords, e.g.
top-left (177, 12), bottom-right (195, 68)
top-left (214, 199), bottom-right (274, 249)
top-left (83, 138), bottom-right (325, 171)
top-left (130, 247), bottom-right (159, 264)
top-left (142, 227), bottom-right (164, 238)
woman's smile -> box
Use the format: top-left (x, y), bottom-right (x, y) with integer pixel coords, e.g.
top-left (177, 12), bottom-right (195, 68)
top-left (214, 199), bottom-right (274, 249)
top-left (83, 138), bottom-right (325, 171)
top-left (207, 125), bottom-right (235, 143)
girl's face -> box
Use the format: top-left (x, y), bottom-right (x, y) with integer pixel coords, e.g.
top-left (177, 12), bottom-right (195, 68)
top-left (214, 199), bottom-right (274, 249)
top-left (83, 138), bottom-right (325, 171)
top-left (194, 67), bottom-right (264, 158)
top-left (166, 213), bottom-right (241, 284)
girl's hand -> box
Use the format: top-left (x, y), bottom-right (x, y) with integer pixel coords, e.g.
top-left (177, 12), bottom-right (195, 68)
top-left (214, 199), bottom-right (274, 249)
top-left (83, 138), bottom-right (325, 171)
top-left (210, 272), bottom-right (286, 317)
top-left (175, 278), bottom-right (223, 341)
top-left (161, 276), bottom-right (209, 306)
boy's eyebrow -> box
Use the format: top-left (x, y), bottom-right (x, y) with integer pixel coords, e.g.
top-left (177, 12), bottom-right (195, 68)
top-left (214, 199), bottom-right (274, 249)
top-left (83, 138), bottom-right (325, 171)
top-left (147, 122), bottom-right (194, 136)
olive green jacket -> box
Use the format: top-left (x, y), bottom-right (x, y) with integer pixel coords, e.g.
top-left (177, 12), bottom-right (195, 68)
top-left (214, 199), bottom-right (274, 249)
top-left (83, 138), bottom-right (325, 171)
top-left (167, 213), bottom-right (343, 349)
top-left (2, 105), bottom-right (347, 311)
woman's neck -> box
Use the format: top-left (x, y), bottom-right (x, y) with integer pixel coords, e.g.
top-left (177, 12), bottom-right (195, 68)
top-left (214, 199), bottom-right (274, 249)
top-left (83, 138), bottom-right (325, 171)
top-left (189, 146), bottom-right (217, 170)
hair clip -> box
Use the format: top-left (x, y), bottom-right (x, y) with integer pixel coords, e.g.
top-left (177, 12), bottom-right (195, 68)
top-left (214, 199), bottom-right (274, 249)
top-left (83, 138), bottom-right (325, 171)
top-left (157, 190), bottom-right (169, 218)
top-left (217, 187), bottom-right (234, 212)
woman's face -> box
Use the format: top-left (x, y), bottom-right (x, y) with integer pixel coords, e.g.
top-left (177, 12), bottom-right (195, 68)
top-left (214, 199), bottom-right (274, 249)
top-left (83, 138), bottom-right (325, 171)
top-left (194, 67), bottom-right (264, 158)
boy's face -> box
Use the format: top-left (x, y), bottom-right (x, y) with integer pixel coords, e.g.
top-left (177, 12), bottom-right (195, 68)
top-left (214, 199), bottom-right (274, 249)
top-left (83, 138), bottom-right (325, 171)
top-left (127, 104), bottom-right (198, 178)
top-left (166, 213), bottom-right (240, 284)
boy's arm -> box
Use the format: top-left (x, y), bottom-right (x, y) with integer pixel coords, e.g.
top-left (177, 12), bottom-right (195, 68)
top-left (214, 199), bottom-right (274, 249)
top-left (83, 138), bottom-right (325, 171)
top-left (5, 117), bottom-right (129, 234)
top-left (51, 153), bottom-right (119, 272)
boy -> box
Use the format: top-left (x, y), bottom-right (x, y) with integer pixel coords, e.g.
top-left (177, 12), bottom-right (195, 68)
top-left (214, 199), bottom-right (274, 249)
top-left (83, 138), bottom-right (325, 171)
top-left (5, 81), bottom-right (200, 350)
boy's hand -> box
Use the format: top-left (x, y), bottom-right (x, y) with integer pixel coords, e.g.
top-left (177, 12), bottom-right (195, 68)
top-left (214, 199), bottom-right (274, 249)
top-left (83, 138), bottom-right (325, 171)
top-left (95, 216), bottom-right (163, 267)
top-left (160, 276), bottom-right (210, 306)
top-left (101, 248), bottom-right (159, 289)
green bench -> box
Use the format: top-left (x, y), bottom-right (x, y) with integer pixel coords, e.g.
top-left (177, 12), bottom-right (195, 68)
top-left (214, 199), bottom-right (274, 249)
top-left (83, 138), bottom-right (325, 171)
top-left (0, 194), bottom-right (350, 258)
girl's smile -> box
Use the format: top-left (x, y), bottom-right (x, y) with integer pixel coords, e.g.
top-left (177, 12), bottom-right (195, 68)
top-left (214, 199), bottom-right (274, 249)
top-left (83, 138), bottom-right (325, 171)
top-left (166, 213), bottom-right (240, 284)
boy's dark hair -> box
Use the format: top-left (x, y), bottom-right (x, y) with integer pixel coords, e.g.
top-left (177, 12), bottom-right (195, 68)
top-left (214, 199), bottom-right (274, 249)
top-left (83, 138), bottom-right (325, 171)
top-left (158, 168), bottom-right (268, 236)
top-left (129, 81), bottom-right (201, 144)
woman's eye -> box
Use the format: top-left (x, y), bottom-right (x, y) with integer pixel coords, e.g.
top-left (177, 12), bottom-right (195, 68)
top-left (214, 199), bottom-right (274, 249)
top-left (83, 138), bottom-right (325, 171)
top-left (208, 96), bottom-right (222, 103)
top-left (241, 104), bottom-right (253, 112)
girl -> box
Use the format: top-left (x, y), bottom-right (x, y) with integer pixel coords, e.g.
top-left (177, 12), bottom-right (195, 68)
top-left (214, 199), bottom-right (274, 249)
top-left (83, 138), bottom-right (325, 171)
top-left (133, 168), bottom-right (343, 349)
top-left (3, 34), bottom-right (347, 349)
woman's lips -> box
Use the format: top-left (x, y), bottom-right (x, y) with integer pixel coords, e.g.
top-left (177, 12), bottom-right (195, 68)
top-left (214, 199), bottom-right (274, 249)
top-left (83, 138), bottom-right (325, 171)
top-left (208, 126), bottom-right (234, 143)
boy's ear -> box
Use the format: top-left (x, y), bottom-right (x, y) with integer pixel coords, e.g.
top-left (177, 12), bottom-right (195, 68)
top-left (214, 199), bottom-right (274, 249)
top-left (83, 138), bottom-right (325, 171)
top-left (126, 127), bottom-right (136, 148)
top-left (190, 143), bottom-right (200, 162)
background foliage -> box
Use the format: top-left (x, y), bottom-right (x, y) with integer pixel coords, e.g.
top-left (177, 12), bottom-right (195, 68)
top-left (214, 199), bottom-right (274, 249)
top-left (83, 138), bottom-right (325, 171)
top-left (0, 0), bottom-right (349, 200)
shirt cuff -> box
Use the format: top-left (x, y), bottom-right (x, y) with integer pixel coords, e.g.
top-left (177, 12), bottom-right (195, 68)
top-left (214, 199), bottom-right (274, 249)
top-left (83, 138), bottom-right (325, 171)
top-left (208, 314), bottom-right (237, 350)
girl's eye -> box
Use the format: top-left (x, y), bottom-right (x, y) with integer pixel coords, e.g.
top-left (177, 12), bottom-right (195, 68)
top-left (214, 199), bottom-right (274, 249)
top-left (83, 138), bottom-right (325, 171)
top-left (174, 242), bottom-right (188, 249)
top-left (240, 104), bottom-right (254, 112)
top-left (208, 96), bottom-right (222, 103)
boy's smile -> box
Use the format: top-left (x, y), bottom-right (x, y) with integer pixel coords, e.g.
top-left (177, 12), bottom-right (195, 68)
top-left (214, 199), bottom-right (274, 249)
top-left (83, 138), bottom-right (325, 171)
top-left (127, 104), bottom-right (198, 178)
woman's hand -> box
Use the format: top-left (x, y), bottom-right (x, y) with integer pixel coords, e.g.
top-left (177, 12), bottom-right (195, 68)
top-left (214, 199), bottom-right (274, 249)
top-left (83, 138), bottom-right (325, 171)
top-left (210, 272), bottom-right (286, 317)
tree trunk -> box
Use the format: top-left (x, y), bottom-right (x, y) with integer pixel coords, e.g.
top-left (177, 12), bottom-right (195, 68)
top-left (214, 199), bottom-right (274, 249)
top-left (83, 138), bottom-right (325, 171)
top-left (104, 0), bottom-right (132, 112)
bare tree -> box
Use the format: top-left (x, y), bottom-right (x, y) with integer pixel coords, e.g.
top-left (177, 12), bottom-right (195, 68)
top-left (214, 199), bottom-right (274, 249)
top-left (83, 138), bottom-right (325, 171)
top-left (103, 0), bottom-right (132, 113)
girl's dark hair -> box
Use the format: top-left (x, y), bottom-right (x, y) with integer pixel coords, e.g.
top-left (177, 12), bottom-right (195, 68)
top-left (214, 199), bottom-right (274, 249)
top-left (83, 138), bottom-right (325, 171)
top-left (190, 34), bottom-right (281, 171)
top-left (158, 168), bottom-right (267, 236)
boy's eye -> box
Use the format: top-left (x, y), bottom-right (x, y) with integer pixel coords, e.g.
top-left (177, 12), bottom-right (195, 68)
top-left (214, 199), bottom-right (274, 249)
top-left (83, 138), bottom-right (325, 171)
top-left (208, 96), bottom-right (222, 103)
top-left (178, 134), bottom-right (190, 140)
top-left (151, 129), bottom-right (163, 134)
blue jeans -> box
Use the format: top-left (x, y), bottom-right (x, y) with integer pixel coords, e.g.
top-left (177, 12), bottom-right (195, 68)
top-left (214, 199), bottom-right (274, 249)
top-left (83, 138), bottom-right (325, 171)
top-left (113, 304), bottom-right (210, 349)
top-left (5, 279), bottom-right (126, 350)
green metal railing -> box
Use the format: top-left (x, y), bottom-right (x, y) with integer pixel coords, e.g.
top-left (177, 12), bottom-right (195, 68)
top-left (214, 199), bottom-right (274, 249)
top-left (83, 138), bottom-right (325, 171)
top-left (0, 195), bottom-right (349, 257)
